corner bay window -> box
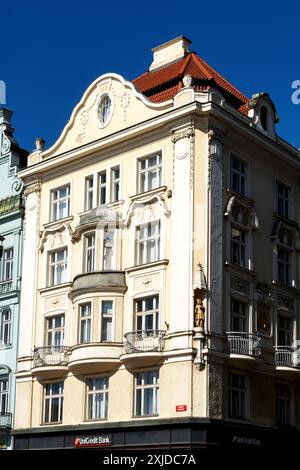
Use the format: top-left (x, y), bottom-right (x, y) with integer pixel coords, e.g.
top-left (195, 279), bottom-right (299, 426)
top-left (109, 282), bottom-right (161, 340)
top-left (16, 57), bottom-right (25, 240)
top-left (43, 382), bottom-right (64, 424)
top-left (48, 248), bottom-right (68, 286)
top-left (138, 153), bottom-right (162, 193)
top-left (135, 370), bottom-right (159, 417)
top-left (228, 372), bottom-right (246, 419)
top-left (103, 228), bottom-right (115, 270)
top-left (136, 220), bottom-right (160, 265)
top-left (135, 296), bottom-right (159, 331)
top-left (50, 185), bottom-right (70, 221)
top-left (111, 166), bottom-right (120, 202)
top-left (79, 303), bottom-right (91, 343)
top-left (85, 176), bottom-right (94, 211)
top-left (101, 301), bottom-right (113, 341)
top-left (230, 156), bottom-right (246, 195)
top-left (0, 308), bottom-right (11, 345)
top-left (86, 377), bottom-right (108, 421)
top-left (84, 233), bottom-right (95, 273)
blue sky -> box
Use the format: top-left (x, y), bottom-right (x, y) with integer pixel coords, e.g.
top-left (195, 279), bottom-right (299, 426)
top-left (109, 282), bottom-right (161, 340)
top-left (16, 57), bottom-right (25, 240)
top-left (1, 0), bottom-right (300, 151)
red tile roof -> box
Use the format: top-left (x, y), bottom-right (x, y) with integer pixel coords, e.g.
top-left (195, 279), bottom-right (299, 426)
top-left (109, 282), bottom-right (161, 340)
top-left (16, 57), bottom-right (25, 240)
top-left (133, 52), bottom-right (249, 113)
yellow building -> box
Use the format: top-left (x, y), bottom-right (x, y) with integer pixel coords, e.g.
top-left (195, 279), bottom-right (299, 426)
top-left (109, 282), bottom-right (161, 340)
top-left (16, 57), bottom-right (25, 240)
top-left (14, 36), bottom-right (300, 450)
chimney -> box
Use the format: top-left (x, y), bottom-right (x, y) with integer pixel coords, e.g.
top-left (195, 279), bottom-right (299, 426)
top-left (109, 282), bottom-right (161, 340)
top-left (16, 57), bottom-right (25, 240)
top-left (0, 108), bottom-right (14, 137)
top-left (149, 35), bottom-right (191, 72)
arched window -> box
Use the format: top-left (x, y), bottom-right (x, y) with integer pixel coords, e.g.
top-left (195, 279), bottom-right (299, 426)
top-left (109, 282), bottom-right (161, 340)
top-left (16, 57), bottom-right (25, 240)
top-left (260, 106), bottom-right (268, 131)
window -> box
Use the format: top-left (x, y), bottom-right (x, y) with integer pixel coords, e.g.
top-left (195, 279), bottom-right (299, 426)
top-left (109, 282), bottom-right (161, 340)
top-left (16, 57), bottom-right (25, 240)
top-left (101, 301), bottom-right (113, 341)
top-left (103, 228), bottom-right (115, 270)
top-left (260, 106), bottom-right (268, 131)
top-left (84, 233), bottom-right (95, 273)
top-left (43, 382), bottom-right (64, 424)
top-left (231, 227), bottom-right (246, 266)
top-left (230, 156), bottom-right (246, 195)
top-left (111, 166), bottom-right (120, 202)
top-left (49, 248), bottom-right (68, 286)
top-left (3, 248), bottom-right (13, 281)
top-left (230, 299), bottom-right (247, 332)
top-left (0, 377), bottom-right (8, 413)
top-left (98, 95), bottom-right (112, 125)
top-left (0, 309), bottom-right (11, 345)
top-left (136, 220), bottom-right (160, 265)
top-left (79, 303), bottom-right (91, 343)
top-left (98, 171), bottom-right (107, 205)
top-left (276, 181), bottom-right (290, 219)
top-left (135, 370), bottom-right (159, 417)
top-left (278, 315), bottom-right (292, 346)
top-left (276, 384), bottom-right (291, 426)
top-left (50, 185), bottom-right (70, 221)
top-left (138, 153), bottom-right (162, 193)
top-left (86, 377), bottom-right (108, 420)
top-left (278, 247), bottom-right (290, 285)
top-left (228, 372), bottom-right (246, 419)
top-left (85, 176), bottom-right (94, 211)
top-left (46, 315), bottom-right (65, 347)
top-left (135, 296), bottom-right (159, 331)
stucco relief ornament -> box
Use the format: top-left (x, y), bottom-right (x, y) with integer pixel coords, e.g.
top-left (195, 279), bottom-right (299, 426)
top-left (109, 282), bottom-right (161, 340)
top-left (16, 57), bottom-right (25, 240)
top-left (76, 107), bottom-right (89, 142)
top-left (11, 176), bottom-right (24, 195)
top-left (120, 93), bottom-right (130, 121)
top-left (0, 130), bottom-right (11, 155)
top-left (26, 192), bottom-right (38, 211)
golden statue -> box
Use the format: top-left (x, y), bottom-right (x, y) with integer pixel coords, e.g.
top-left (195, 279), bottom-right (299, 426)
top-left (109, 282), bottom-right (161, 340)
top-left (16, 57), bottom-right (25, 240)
top-left (194, 298), bottom-right (205, 328)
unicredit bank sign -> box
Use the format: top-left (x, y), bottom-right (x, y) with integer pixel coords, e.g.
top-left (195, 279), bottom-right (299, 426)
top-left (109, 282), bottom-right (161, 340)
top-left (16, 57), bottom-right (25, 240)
top-left (74, 435), bottom-right (112, 447)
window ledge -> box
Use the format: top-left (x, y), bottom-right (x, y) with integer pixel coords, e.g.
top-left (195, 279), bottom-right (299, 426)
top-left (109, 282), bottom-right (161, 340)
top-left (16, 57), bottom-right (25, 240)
top-left (273, 213), bottom-right (298, 229)
top-left (43, 215), bottom-right (74, 230)
top-left (130, 186), bottom-right (168, 202)
top-left (271, 280), bottom-right (300, 294)
top-left (38, 282), bottom-right (72, 295)
top-left (224, 188), bottom-right (255, 206)
top-left (126, 259), bottom-right (169, 274)
top-left (224, 261), bottom-right (257, 278)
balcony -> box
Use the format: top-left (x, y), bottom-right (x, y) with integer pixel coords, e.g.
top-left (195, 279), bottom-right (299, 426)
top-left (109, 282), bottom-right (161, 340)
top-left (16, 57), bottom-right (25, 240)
top-left (0, 280), bottom-right (12, 295)
top-left (226, 332), bottom-right (262, 369)
top-left (31, 346), bottom-right (70, 380)
top-left (274, 346), bottom-right (300, 378)
top-left (68, 343), bottom-right (123, 374)
top-left (0, 412), bottom-right (12, 430)
top-left (120, 330), bottom-right (166, 368)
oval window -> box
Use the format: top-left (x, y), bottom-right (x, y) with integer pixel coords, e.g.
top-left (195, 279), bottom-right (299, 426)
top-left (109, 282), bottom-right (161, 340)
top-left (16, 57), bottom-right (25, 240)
top-left (98, 95), bottom-right (112, 126)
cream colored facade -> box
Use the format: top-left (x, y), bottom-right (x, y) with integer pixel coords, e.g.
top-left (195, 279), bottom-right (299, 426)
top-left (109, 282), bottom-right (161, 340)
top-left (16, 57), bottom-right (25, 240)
top-left (14, 37), bottom-right (300, 449)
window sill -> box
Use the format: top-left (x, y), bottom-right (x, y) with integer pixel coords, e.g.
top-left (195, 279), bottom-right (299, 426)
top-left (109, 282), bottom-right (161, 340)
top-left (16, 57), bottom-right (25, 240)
top-left (40, 421), bottom-right (63, 426)
top-left (130, 186), bottom-right (168, 202)
top-left (38, 282), bottom-right (72, 294)
top-left (0, 343), bottom-right (12, 350)
top-left (225, 188), bottom-right (255, 206)
top-left (132, 414), bottom-right (159, 419)
top-left (224, 261), bottom-right (256, 278)
top-left (43, 215), bottom-right (74, 230)
top-left (83, 418), bottom-right (108, 423)
top-left (126, 259), bottom-right (169, 273)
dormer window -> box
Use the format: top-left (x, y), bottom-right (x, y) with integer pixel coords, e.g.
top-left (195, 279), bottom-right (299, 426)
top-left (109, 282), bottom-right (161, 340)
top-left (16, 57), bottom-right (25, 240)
top-left (260, 106), bottom-right (268, 131)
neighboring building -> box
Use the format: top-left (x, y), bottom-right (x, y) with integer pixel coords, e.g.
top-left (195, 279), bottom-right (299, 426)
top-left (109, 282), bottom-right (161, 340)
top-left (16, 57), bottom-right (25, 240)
top-left (0, 108), bottom-right (27, 449)
top-left (14, 36), bottom-right (300, 450)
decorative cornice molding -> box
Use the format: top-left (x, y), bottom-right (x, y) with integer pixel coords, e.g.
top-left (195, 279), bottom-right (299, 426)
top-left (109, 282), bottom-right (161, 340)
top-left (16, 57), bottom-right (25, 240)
top-left (125, 193), bottom-right (171, 226)
top-left (39, 222), bottom-right (74, 252)
top-left (171, 126), bottom-right (194, 143)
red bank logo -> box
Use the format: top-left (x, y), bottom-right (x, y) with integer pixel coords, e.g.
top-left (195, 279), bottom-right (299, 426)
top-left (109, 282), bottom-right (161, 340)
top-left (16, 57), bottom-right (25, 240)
top-left (74, 435), bottom-right (112, 447)
top-left (176, 404), bottom-right (187, 412)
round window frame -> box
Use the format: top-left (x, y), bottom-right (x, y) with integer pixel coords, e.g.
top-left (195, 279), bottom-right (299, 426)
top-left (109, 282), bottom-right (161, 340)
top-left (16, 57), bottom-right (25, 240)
top-left (96, 93), bottom-right (114, 129)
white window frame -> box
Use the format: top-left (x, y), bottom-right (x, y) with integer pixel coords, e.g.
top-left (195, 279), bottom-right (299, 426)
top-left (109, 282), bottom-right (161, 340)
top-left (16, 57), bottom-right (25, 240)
top-left (43, 382), bottom-right (64, 424)
top-left (230, 155), bottom-right (247, 196)
top-left (0, 376), bottom-right (8, 414)
top-left (3, 248), bottom-right (13, 281)
top-left (86, 377), bottom-right (109, 421)
top-left (0, 308), bottom-right (11, 346)
top-left (277, 313), bottom-right (293, 346)
top-left (103, 227), bottom-right (116, 270)
top-left (79, 303), bottom-right (92, 344)
top-left (45, 314), bottom-right (65, 347)
top-left (135, 220), bottom-right (160, 266)
top-left (98, 170), bottom-right (107, 205)
top-left (50, 184), bottom-right (70, 222)
top-left (277, 246), bottom-right (291, 286)
top-left (48, 248), bottom-right (68, 286)
top-left (231, 225), bottom-right (247, 267)
top-left (110, 166), bottom-right (120, 203)
top-left (135, 296), bottom-right (159, 332)
top-left (230, 298), bottom-right (248, 333)
top-left (98, 95), bottom-right (112, 126)
top-left (83, 232), bottom-right (96, 273)
top-left (138, 152), bottom-right (162, 193)
top-left (134, 370), bottom-right (159, 417)
top-left (84, 176), bottom-right (94, 211)
top-left (101, 300), bottom-right (114, 342)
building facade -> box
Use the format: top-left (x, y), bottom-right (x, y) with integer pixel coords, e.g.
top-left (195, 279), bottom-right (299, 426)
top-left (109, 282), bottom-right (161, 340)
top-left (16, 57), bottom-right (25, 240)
top-left (0, 108), bottom-right (27, 449)
top-left (14, 36), bottom-right (300, 450)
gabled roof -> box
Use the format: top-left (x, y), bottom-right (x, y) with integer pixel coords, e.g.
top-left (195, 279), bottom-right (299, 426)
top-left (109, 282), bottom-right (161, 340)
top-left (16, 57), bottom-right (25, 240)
top-left (133, 52), bottom-right (249, 113)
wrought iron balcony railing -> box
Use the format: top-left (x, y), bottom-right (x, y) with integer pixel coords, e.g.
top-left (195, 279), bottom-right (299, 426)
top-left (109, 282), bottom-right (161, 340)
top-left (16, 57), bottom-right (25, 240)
top-left (274, 346), bottom-right (300, 368)
top-left (124, 330), bottom-right (166, 354)
top-left (226, 332), bottom-right (262, 357)
top-left (0, 412), bottom-right (12, 428)
top-left (33, 346), bottom-right (70, 367)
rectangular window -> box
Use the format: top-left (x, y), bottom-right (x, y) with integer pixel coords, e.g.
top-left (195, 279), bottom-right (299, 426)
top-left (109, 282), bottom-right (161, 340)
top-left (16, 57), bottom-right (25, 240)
top-left (85, 176), bottom-right (94, 211)
top-left (3, 248), bottom-right (13, 281)
top-left (276, 181), bottom-right (290, 219)
top-left (84, 233), bottom-right (95, 273)
top-left (49, 248), bottom-right (68, 286)
top-left (230, 156), bottom-right (246, 195)
top-left (103, 228), bottom-right (115, 270)
top-left (50, 185), bottom-right (70, 221)
top-left (276, 383), bottom-right (291, 426)
top-left (278, 247), bottom-right (290, 285)
top-left (111, 166), bottom-right (120, 202)
top-left (43, 382), bottom-right (64, 424)
top-left (79, 303), bottom-right (91, 343)
top-left (101, 301), bottom-right (113, 342)
top-left (228, 372), bottom-right (246, 419)
top-left (136, 221), bottom-right (160, 265)
top-left (278, 315), bottom-right (292, 346)
top-left (46, 315), bottom-right (65, 347)
top-left (135, 371), bottom-right (159, 417)
top-left (86, 377), bottom-right (108, 420)
top-left (135, 296), bottom-right (159, 331)
top-left (0, 309), bottom-right (11, 345)
top-left (230, 299), bottom-right (247, 332)
top-left (138, 153), bottom-right (162, 193)
top-left (0, 377), bottom-right (8, 413)
top-left (231, 226), bottom-right (246, 266)
top-left (98, 171), bottom-right (107, 205)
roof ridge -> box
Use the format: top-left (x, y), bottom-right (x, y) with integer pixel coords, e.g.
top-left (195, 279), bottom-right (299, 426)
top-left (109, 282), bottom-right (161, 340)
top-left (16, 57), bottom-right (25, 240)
top-left (178, 53), bottom-right (193, 76)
